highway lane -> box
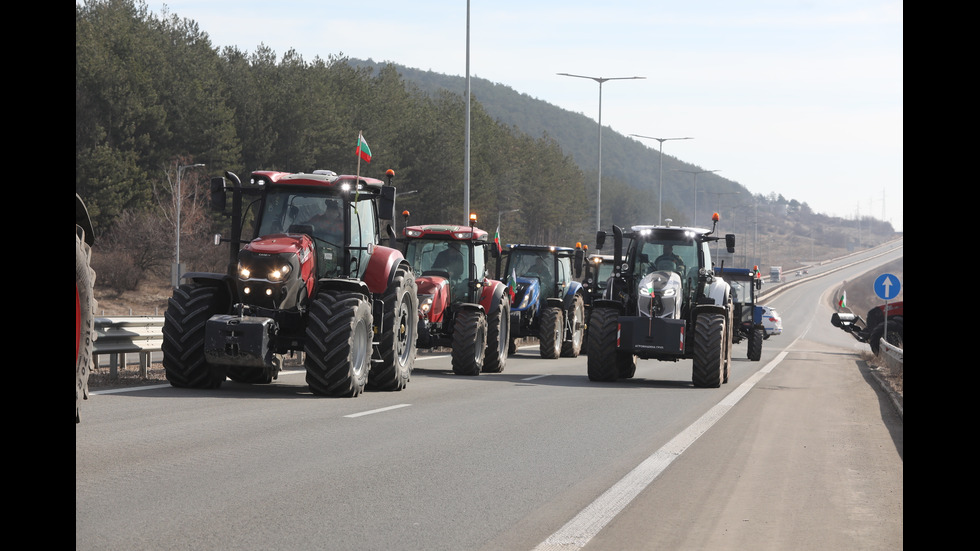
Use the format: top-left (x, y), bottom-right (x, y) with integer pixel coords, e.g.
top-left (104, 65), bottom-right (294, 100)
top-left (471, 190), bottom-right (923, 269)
top-left (76, 243), bottom-right (902, 551)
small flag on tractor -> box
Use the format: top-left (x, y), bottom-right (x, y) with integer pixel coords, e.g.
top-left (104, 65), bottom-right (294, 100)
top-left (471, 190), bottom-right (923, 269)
top-left (838, 291), bottom-right (847, 309)
top-left (494, 224), bottom-right (502, 255)
top-left (356, 132), bottom-right (372, 163)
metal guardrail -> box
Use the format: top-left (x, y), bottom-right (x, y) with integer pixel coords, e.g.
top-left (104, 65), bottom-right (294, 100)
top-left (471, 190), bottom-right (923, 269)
top-left (93, 317), bottom-right (165, 378)
top-left (879, 339), bottom-right (903, 376)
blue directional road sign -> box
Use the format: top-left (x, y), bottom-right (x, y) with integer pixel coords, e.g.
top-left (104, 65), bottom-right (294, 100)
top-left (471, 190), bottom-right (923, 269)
top-left (873, 273), bottom-right (901, 301)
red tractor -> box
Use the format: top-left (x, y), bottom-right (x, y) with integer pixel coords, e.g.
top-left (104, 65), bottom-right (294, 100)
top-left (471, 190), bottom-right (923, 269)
top-left (162, 169), bottom-right (418, 397)
top-left (400, 214), bottom-right (511, 375)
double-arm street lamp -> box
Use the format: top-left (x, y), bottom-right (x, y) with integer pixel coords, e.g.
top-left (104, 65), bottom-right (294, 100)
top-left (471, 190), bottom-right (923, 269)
top-left (671, 169), bottom-right (719, 226)
top-left (630, 135), bottom-right (692, 224)
top-left (557, 73), bottom-right (645, 234)
top-left (173, 162), bottom-right (205, 288)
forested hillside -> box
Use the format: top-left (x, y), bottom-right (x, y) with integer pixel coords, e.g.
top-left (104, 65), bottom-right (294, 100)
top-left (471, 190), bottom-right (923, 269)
top-left (76, 0), bottom-right (897, 295)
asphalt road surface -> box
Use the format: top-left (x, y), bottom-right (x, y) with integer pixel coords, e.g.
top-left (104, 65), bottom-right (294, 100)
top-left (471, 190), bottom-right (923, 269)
top-left (76, 241), bottom-right (903, 551)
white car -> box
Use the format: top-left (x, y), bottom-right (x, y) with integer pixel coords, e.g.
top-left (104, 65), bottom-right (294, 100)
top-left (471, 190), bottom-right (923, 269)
top-left (760, 306), bottom-right (782, 338)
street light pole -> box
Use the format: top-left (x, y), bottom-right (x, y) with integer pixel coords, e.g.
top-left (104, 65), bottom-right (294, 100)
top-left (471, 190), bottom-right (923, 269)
top-left (557, 73), bottom-right (645, 233)
top-left (497, 208), bottom-right (521, 229)
top-left (672, 169), bottom-right (719, 225)
top-left (630, 134), bottom-right (692, 224)
top-left (174, 162), bottom-right (205, 288)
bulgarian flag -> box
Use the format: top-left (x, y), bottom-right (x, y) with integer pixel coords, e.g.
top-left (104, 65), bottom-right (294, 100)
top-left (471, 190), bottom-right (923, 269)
top-left (508, 267), bottom-right (518, 301)
top-left (494, 224), bottom-right (502, 254)
top-left (356, 132), bottom-right (372, 163)
top-left (838, 291), bottom-right (847, 309)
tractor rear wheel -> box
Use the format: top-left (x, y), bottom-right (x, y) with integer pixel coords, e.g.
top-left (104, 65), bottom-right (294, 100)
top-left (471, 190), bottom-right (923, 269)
top-left (369, 266), bottom-right (417, 391)
top-left (483, 296), bottom-right (510, 373)
top-left (869, 318), bottom-right (903, 356)
top-left (305, 291), bottom-right (372, 397)
top-left (692, 313), bottom-right (725, 388)
top-left (561, 294), bottom-right (585, 358)
top-left (539, 307), bottom-right (563, 359)
top-left (76, 233), bottom-right (96, 423)
top-left (747, 327), bottom-right (764, 361)
top-left (452, 309), bottom-right (487, 376)
top-left (162, 283), bottom-right (228, 389)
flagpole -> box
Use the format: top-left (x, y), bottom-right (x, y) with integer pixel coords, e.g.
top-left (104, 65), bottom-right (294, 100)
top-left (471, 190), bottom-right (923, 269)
top-left (355, 131), bottom-right (363, 203)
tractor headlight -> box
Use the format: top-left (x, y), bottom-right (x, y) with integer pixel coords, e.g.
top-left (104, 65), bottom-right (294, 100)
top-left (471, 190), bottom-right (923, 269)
top-left (418, 294), bottom-right (434, 315)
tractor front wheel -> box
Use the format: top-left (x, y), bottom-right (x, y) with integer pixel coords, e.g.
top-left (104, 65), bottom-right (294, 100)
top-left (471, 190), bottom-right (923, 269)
top-left (162, 283), bottom-right (229, 390)
top-left (305, 292), bottom-right (372, 397)
top-left (539, 307), bottom-right (563, 359)
top-left (452, 309), bottom-right (487, 376)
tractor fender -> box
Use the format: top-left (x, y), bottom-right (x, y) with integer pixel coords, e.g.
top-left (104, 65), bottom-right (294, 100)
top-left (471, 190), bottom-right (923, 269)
top-left (593, 298), bottom-right (626, 315)
top-left (179, 271), bottom-right (237, 302)
top-left (478, 280), bottom-right (508, 316)
top-left (363, 245), bottom-right (408, 294)
top-left (704, 278), bottom-right (731, 308)
top-left (561, 281), bottom-right (584, 310)
top-left (315, 277), bottom-right (372, 300)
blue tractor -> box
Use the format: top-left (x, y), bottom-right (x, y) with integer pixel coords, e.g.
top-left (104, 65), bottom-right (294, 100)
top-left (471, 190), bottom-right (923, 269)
top-left (497, 244), bottom-right (586, 358)
top-left (714, 266), bottom-right (765, 361)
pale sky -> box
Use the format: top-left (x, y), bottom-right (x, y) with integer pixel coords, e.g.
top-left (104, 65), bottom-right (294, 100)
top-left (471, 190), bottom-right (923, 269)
top-left (152, 0), bottom-right (903, 231)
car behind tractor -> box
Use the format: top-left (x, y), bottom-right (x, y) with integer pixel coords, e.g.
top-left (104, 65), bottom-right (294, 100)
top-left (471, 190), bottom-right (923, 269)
top-left (400, 215), bottom-right (511, 376)
top-left (831, 301), bottom-right (903, 356)
top-left (162, 168), bottom-right (418, 397)
top-left (714, 266), bottom-right (765, 361)
top-left (587, 215), bottom-right (736, 387)
top-left (497, 244), bottom-right (586, 358)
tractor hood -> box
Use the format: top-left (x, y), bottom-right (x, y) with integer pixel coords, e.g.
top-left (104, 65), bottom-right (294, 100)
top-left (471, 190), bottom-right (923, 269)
top-left (511, 276), bottom-right (541, 311)
top-left (637, 270), bottom-right (683, 319)
top-left (415, 275), bottom-right (450, 323)
top-left (238, 233), bottom-right (316, 310)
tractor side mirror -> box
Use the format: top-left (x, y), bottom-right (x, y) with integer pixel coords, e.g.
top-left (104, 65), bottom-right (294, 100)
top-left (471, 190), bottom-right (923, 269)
top-left (379, 186), bottom-right (396, 220)
top-left (595, 230), bottom-right (606, 250)
top-left (725, 233), bottom-right (736, 254)
top-left (210, 177), bottom-right (227, 213)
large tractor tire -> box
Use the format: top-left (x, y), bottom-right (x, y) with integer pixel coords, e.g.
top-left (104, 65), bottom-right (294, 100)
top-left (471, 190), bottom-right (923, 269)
top-left (747, 327), bottom-right (764, 362)
top-left (483, 296), bottom-right (510, 373)
top-left (162, 283), bottom-right (228, 389)
top-left (587, 308), bottom-right (620, 382)
top-left (76, 232), bottom-right (97, 423)
top-left (369, 266), bottom-right (418, 391)
top-left (723, 306), bottom-right (734, 384)
top-left (692, 312), bottom-right (725, 388)
top-left (539, 306), bottom-right (564, 359)
top-left (561, 294), bottom-right (585, 358)
top-left (869, 318), bottom-right (903, 356)
top-left (305, 291), bottom-right (372, 397)
top-left (452, 309), bottom-right (488, 376)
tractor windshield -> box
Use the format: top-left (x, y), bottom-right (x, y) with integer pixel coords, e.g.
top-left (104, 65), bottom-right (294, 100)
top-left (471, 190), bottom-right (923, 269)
top-left (257, 190), bottom-right (345, 246)
top-left (508, 250), bottom-right (556, 299)
top-left (406, 240), bottom-right (477, 302)
top-left (634, 236), bottom-right (699, 298)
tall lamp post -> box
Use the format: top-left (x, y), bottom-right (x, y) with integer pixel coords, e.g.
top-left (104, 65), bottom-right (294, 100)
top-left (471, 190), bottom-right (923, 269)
top-left (173, 162), bottom-right (205, 288)
top-left (629, 134), bottom-right (692, 224)
top-left (557, 73), bottom-right (645, 233)
top-left (672, 169), bottom-right (719, 225)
